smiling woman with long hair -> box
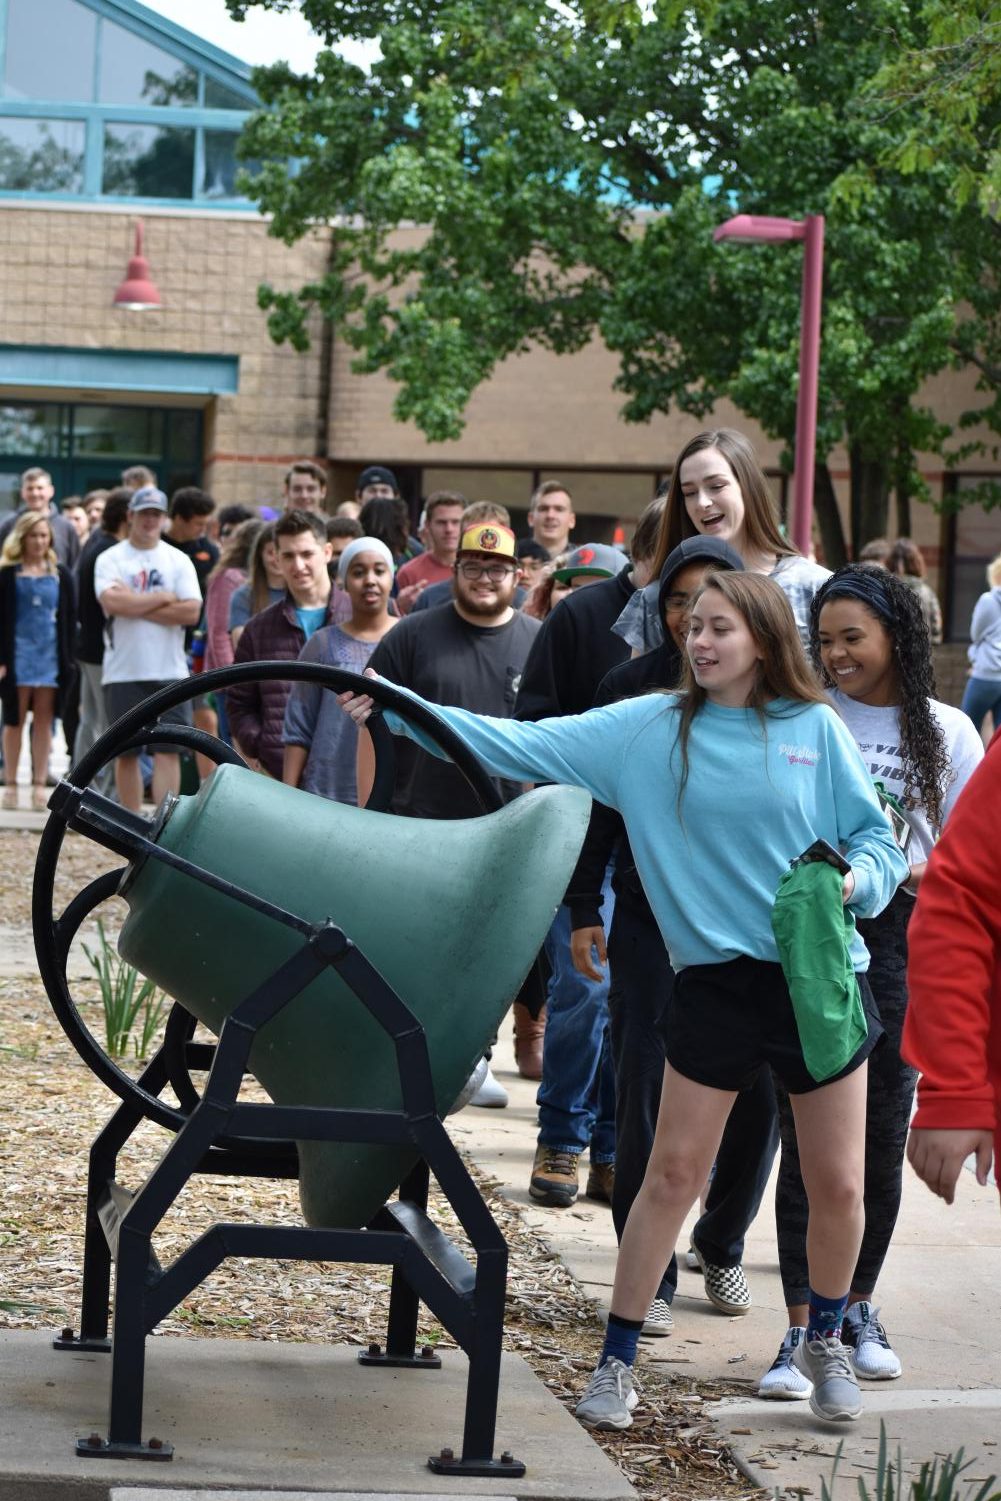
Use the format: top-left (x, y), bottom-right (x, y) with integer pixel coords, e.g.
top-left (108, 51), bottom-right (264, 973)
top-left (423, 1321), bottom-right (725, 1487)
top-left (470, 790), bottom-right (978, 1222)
top-left (0, 511), bottom-right (75, 808)
top-left (616, 428), bottom-right (830, 652)
top-left (760, 565), bottom-right (983, 1401)
top-left (337, 571), bottom-right (908, 1430)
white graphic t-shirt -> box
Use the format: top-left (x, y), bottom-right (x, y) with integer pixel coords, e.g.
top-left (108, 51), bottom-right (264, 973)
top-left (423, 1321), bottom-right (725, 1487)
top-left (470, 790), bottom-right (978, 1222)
top-left (94, 539), bottom-right (201, 684)
top-left (828, 690), bottom-right (984, 864)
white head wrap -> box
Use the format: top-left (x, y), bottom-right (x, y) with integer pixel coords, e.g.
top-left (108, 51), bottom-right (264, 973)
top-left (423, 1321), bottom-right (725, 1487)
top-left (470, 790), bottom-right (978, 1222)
top-left (337, 535), bottom-right (396, 582)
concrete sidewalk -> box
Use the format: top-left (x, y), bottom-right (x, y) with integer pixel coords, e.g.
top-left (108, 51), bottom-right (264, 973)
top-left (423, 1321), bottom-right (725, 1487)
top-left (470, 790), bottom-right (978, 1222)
top-left (455, 1032), bottom-right (1001, 1499)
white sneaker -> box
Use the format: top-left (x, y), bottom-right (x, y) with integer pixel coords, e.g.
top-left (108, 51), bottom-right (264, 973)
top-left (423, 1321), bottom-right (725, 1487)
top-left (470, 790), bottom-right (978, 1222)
top-left (575, 1357), bottom-right (639, 1430)
top-left (641, 1297), bottom-right (674, 1336)
top-left (468, 1061), bottom-right (509, 1108)
top-left (842, 1302), bottom-right (902, 1380)
top-left (757, 1326), bottom-right (812, 1401)
top-left (684, 1234), bottom-right (699, 1271)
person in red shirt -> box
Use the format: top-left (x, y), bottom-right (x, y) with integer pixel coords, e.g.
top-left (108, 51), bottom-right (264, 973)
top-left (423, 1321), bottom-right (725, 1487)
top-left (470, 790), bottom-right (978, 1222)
top-left (903, 736), bottom-right (1000, 1205)
top-left (395, 491), bottom-right (466, 613)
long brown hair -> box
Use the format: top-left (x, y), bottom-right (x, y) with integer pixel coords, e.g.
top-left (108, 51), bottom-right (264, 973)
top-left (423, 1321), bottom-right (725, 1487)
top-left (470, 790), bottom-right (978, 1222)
top-left (248, 522), bottom-right (278, 616)
top-left (672, 572), bottom-right (827, 807)
top-left (650, 429), bottom-right (796, 580)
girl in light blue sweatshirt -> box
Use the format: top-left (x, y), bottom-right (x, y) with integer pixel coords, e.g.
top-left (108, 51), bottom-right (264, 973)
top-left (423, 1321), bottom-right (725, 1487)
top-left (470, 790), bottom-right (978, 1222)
top-left (338, 572), bottom-right (908, 1429)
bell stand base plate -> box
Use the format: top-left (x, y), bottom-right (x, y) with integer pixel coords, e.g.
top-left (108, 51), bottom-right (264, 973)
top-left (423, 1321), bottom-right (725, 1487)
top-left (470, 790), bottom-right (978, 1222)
top-left (428, 1453), bottom-right (527, 1479)
top-left (76, 1436), bottom-right (174, 1460)
top-left (53, 1331), bottom-right (111, 1354)
top-left (357, 1343), bottom-right (441, 1370)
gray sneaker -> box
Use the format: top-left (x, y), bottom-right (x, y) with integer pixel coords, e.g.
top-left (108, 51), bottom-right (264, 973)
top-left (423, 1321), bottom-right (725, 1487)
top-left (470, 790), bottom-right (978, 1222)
top-left (575, 1357), bottom-right (639, 1430)
top-left (793, 1334), bottom-right (862, 1421)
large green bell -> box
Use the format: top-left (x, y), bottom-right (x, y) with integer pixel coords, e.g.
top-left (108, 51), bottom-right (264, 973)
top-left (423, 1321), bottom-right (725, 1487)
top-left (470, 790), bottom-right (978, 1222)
top-left (116, 765), bottom-right (589, 1229)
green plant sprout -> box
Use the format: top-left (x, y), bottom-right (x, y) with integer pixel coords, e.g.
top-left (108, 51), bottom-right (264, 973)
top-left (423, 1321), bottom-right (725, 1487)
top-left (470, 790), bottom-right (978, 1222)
top-left (81, 918), bottom-right (169, 1060)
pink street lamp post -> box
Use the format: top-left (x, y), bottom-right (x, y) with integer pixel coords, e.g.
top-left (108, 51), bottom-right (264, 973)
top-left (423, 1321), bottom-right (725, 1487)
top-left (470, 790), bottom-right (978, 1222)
top-left (713, 213), bottom-right (825, 556)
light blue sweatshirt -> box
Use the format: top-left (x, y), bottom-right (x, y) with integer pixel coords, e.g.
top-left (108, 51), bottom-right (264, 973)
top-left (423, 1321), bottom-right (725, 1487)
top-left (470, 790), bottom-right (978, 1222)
top-left (381, 688), bottom-right (909, 973)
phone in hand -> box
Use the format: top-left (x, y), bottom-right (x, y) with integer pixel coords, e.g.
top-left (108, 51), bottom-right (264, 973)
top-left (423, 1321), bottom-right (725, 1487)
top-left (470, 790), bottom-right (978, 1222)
top-left (791, 838), bottom-right (852, 877)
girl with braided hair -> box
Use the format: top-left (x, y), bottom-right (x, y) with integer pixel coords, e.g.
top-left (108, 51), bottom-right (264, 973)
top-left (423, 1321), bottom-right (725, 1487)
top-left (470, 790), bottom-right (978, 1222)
top-left (761, 565), bottom-right (983, 1402)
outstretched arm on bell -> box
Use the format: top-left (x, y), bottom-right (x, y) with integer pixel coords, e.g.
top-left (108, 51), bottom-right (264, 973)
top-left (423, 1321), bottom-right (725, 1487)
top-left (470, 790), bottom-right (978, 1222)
top-left (338, 669), bottom-right (635, 812)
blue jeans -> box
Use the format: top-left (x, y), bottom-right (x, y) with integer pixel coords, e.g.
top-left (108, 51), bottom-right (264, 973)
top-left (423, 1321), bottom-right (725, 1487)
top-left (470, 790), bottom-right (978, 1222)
top-left (961, 675), bottom-right (1001, 735)
top-left (538, 876), bottom-right (616, 1162)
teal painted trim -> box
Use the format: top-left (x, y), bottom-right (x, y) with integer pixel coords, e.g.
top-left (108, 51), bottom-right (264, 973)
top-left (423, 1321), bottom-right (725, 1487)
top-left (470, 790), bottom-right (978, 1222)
top-left (0, 189), bottom-right (255, 207)
top-left (193, 123), bottom-right (205, 204)
top-left (83, 115), bottom-right (103, 195)
top-left (0, 345), bottom-right (240, 396)
top-left (0, 100), bottom-right (251, 127)
top-left (77, 0), bottom-right (256, 90)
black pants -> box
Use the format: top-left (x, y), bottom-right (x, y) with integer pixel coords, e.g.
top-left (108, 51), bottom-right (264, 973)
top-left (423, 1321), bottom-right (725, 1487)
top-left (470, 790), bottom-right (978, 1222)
top-left (774, 889), bottom-right (917, 1307)
top-left (607, 891), bottom-right (780, 1303)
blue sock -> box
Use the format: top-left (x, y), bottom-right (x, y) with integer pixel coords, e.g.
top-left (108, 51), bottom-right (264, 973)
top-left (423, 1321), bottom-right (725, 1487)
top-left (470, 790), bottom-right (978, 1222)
top-left (600, 1311), bottom-right (643, 1368)
top-left (807, 1289), bottom-right (848, 1343)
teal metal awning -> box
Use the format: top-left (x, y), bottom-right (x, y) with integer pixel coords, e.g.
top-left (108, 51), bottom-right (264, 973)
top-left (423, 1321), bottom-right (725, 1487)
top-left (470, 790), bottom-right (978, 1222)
top-left (0, 345), bottom-right (239, 396)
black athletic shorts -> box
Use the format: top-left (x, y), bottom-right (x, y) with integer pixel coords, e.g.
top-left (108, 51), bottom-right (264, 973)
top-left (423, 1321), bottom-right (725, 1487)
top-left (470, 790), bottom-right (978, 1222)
top-left (665, 955), bottom-right (883, 1096)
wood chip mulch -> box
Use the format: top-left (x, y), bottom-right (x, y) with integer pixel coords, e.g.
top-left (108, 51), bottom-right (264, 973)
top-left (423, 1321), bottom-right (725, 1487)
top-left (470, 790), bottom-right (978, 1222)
top-left (0, 829), bottom-right (765, 1501)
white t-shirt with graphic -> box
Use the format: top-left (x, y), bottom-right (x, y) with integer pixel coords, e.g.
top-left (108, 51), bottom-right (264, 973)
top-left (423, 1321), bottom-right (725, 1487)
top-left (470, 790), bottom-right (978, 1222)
top-left (94, 539), bottom-right (201, 685)
top-left (828, 689), bottom-right (984, 864)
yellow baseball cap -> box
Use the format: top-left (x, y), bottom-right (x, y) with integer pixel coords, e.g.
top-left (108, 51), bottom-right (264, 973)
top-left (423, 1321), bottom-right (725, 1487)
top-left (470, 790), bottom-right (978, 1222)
top-left (458, 523), bottom-right (517, 559)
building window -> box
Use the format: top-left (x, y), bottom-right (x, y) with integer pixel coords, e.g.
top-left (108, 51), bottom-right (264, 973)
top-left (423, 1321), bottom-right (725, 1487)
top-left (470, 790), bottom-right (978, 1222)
top-left (0, 115), bottom-right (84, 192)
top-left (102, 122), bottom-right (196, 199)
top-left (0, 400), bottom-right (203, 509)
top-left (2, 0), bottom-right (97, 104)
top-left (97, 19), bottom-right (198, 108)
top-left (0, 403), bottom-right (64, 457)
top-left (0, 0), bottom-right (263, 205)
top-left (72, 406), bottom-right (165, 459)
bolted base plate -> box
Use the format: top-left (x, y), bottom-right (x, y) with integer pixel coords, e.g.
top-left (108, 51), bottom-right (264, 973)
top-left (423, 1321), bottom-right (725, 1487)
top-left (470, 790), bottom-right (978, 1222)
top-left (76, 1435), bottom-right (173, 1461)
top-left (53, 1331), bottom-right (111, 1354)
top-left (428, 1452), bottom-right (526, 1479)
top-left (357, 1343), bottom-right (441, 1369)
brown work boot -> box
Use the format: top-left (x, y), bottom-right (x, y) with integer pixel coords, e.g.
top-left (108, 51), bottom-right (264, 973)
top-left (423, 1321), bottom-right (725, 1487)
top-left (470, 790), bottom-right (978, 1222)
top-left (585, 1160), bottom-right (615, 1204)
top-left (512, 1001), bottom-right (546, 1080)
top-left (528, 1143), bottom-right (580, 1207)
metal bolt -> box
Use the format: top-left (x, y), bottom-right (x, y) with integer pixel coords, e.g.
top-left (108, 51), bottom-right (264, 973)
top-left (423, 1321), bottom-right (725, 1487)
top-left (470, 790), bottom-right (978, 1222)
top-left (439, 1447), bottom-right (455, 1463)
top-left (500, 1451), bottom-right (514, 1465)
top-left (421, 1345), bottom-right (435, 1359)
top-left (61, 1327), bottom-right (74, 1342)
top-left (367, 1342), bottom-right (381, 1358)
top-left (86, 1433), bottom-right (102, 1449)
top-left (147, 1437), bottom-right (163, 1451)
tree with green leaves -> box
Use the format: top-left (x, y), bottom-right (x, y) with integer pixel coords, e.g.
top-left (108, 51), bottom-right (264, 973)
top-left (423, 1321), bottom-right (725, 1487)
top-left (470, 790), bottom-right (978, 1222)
top-left (229, 0), bottom-right (998, 562)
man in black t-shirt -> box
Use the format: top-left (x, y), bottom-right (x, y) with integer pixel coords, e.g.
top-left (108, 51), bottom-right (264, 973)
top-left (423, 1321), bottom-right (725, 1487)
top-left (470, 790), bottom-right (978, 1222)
top-left (368, 521), bottom-right (539, 1108)
top-left (368, 522), bottom-right (539, 820)
top-left (166, 487), bottom-right (219, 599)
top-left (164, 487), bottom-right (220, 771)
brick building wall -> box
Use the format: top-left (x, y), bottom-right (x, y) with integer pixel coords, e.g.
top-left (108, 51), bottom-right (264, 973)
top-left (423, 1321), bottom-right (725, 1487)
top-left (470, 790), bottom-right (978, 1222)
top-left (0, 202), bottom-right (330, 508)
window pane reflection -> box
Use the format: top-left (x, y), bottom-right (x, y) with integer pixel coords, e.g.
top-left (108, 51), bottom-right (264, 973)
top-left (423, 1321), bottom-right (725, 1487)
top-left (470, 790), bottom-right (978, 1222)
top-left (0, 116), bottom-right (84, 192)
top-left (0, 404), bottom-right (64, 456)
top-left (102, 122), bottom-right (194, 198)
top-left (98, 21), bottom-right (197, 107)
top-left (201, 130), bottom-right (258, 199)
top-left (204, 76), bottom-right (255, 111)
top-left (72, 406), bottom-right (164, 458)
top-left (3, 0), bottom-right (97, 103)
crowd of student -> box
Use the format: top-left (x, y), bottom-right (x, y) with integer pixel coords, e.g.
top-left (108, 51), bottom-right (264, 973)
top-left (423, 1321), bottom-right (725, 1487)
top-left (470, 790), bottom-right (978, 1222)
top-left (1, 432), bottom-right (998, 1443)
